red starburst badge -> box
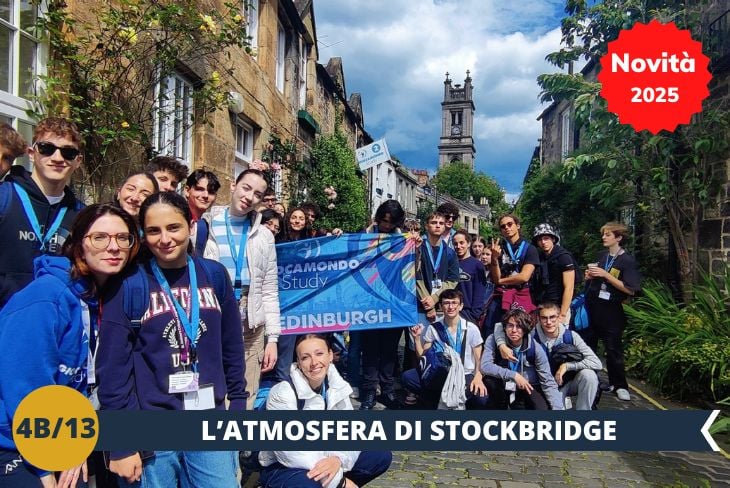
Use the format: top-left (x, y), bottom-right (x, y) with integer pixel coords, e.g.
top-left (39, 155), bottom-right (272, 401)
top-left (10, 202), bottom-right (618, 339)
top-left (597, 20), bottom-right (712, 134)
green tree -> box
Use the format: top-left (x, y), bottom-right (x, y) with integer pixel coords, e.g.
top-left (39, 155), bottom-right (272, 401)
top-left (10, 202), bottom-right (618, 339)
top-left (30, 0), bottom-right (251, 200)
top-left (517, 162), bottom-right (615, 266)
top-left (431, 161), bottom-right (509, 218)
top-left (538, 0), bottom-right (730, 297)
top-left (308, 130), bottom-right (368, 232)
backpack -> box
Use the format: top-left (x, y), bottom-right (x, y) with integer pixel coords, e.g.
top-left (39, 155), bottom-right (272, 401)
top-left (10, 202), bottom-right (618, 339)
top-left (534, 329), bottom-right (582, 376)
top-left (122, 257), bottom-right (229, 330)
top-left (194, 219), bottom-right (209, 256)
top-left (418, 322), bottom-right (467, 393)
top-left (569, 293), bottom-right (589, 331)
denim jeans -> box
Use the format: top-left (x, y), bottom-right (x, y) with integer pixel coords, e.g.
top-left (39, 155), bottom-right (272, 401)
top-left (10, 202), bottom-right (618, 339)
top-left (117, 451), bottom-right (238, 488)
top-left (260, 451), bottom-right (392, 488)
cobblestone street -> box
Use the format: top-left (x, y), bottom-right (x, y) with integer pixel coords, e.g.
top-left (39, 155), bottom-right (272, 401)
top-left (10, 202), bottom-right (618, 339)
top-left (356, 375), bottom-right (730, 488)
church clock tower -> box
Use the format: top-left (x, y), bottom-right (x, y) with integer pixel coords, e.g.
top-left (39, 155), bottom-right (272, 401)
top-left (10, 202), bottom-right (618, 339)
top-left (438, 71), bottom-right (476, 169)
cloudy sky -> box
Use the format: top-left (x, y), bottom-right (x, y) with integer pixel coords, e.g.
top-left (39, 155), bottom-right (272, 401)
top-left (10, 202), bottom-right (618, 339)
top-left (314, 0), bottom-right (570, 201)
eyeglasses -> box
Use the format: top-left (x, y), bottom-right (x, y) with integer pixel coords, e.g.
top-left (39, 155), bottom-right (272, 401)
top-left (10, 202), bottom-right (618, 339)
top-left (505, 323), bottom-right (522, 330)
top-left (500, 222), bottom-right (515, 230)
top-left (441, 300), bottom-right (461, 308)
top-left (34, 141), bottom-right (80, 161)
top-left (539, 314), bottom-right (559, 322)
top-left (263, 197), bottom-right (277, 202)
top-left (85, 232), bottom-right (135, 250)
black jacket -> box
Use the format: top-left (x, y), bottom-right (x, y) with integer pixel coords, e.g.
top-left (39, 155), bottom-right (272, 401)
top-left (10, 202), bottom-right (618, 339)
top-left (0, 166), bottom-right (82, 309)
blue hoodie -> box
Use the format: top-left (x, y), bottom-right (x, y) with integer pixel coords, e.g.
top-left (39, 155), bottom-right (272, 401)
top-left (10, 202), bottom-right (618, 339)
top-left (0, 256), bottom-right (94, 473)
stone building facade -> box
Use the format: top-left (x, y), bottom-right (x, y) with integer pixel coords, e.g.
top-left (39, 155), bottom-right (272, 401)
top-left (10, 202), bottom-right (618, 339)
top-left (0, 0), bottom-right (370, 203)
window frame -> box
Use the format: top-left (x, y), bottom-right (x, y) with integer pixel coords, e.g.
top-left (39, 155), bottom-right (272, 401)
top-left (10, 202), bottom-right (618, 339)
top-left (561, 110), bottom-right (571, 159)
top-left (234, 117), bottom-right (253, 164)
top-left (152, 70), bottom-right (194, 166)
top-left (0, 0), bottom-right (46, 123)
top-left (244, 0), bottom-right (258, 52)
top-left (275, 21), bottom-right (285, 93)
top-left (298, 36), bottom-right (307, 108)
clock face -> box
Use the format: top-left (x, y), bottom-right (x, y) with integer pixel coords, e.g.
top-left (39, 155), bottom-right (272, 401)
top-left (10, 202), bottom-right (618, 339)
top-left (451, 125), bottom-right (461, 136)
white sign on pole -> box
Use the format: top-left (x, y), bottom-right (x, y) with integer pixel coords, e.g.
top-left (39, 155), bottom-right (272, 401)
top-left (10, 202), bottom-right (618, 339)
top-left (356, 139), bottom-right (391, 171)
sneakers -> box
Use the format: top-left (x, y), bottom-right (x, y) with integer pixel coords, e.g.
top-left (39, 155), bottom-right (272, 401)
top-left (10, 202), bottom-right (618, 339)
top-left (404, 392), bottom-right (418, 405)
top-left (377, 392), bottom-right (401, 410)
top-left (350, 386), bottom-right (359, 400)
top-left (615, 388), bottom-right (631, 401)
top-left (359, 390), bottom-right (377, 410)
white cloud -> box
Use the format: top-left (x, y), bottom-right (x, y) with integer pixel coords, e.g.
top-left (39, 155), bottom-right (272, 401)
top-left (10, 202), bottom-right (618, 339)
top-left (315, 0), bottom-right (567, 193)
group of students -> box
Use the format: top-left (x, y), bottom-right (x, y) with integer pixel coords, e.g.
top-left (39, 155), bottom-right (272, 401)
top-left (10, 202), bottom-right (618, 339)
top-left (0, 117), bottom-right (642, 487)
top-left (0, 118), bottom-right (391, 488)
top-left (363, 203), bottom-right (641, 412)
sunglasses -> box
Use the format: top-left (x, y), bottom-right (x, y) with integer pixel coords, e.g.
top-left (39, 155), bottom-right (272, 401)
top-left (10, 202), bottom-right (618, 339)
top-left (444, 214), bottom-right (457, 220)
top-left (35, 141), bottom-right (80, 161)
top-left (263, 197), bottom-right (277, 202)
top-left (500, 222), bottom-right (515, 229)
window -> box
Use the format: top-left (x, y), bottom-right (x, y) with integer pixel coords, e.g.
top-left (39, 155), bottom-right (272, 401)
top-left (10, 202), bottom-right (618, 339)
top-left (153, 72), bottom-right (194, 165)
top-left (0, 0), bottom-right (44, 123)
top-left (561, 111), bottom-right (571, 159)
top-left (276, 22), bottom-right (285, 93)
top-left (234, 118), bottom-right (252, 163)
top-left (298, 37), bottom-right (307, 108)
top-left (244, 0), bottom-right (259, 51)
top-left (451, 111), bottom-right (462, 126)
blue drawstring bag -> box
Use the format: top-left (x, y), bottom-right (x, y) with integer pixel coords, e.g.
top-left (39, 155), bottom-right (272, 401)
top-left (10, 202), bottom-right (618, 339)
top-left (570, 293), bottom-right (589, 330)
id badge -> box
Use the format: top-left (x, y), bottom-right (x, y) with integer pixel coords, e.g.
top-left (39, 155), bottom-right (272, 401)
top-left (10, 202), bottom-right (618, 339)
top-left (183, 384), bottom-right (215, 410)
top-left (431, 279), bottom-right (442, 291)
top-left (169, 371), bottom-right (199, 394)
top-left (505, 380), bottom-right (516, 391)
top-left (598, 290), bottom-right (611, 300)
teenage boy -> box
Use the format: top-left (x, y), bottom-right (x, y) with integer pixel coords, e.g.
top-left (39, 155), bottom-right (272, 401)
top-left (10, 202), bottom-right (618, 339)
top-left (0, 117), bottom-right (84, 309)
top-left (417, 211), bottom-right (460, 324)
top-left (0, 123), bottom-right (27, 180)
top-left (452, 229), bottom-right (487, 324)
top-left (203, 169), bottom-right (281, 409)
top-left (145, 155), bottom-right (189, 192)
top-left (436, 202), bottom-right (459, 248)
top-left (186, 169), bottom-right (220, 255)
top-left (493, 302), bottom-right (601, 410)
top-left (402, 289), bottom-right (488, 409)
top-left (261, 188), bottom-right (277, 209)
top-left (481, 308), bottom-right (564, 410)
top-left (531, 224), bottom-right (577, 325)
top-left (488, 214), bottom-right (540, 318)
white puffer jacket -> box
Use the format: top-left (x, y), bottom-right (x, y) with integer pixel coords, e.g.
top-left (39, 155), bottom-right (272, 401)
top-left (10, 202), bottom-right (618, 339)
top-left (259, 364), bottom-right (358, 488)
top-left (198, 206), bottom-right (281, 341)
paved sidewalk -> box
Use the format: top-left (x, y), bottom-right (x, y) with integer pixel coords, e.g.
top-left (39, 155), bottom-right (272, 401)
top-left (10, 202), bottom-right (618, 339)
top-left (355, 376), bottom-right (730, 487)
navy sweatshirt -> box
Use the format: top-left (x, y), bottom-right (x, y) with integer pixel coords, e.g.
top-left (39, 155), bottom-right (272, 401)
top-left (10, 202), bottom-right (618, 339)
top-left (0, 167), bottom-right (83, 310)
top-left (97, 257), bottom-right (247, 417)
top-left (457, 256), bottom-right (488, 323)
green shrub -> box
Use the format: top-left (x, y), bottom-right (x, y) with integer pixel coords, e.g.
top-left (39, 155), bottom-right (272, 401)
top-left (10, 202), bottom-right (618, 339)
top-left (625, 265), bottom-right (730, 401)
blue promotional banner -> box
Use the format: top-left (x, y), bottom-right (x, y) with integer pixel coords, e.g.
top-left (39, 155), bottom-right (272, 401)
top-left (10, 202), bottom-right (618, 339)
top-left (276, 234), bottom-right (418, 334)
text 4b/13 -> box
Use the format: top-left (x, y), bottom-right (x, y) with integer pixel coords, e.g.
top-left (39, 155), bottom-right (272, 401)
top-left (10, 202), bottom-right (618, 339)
top-left (15, 417), bottom-right (96, 439)
top-left (630, 87), bottom-right (679, 103)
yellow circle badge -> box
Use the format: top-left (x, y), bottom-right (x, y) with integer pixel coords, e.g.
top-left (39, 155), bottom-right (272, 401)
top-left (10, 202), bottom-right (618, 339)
top-left (12, 385), bottom-right (98, 471)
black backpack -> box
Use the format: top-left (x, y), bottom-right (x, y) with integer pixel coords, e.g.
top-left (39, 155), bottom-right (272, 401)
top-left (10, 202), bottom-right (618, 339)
top-left (418, 322), bottom-right (467, 393)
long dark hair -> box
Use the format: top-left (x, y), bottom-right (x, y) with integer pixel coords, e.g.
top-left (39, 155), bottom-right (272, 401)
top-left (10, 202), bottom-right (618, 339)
top-left (282, 207), bottom-right (312, 242)
top-left (62, 203), bottom-right (140, 294)
top-left (138, 191), bottom-right (194, 260)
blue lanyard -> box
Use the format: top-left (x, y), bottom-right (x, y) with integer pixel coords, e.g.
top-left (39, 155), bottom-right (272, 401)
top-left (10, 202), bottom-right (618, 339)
top-left (151, 256), bottom-right (200, 369)
top-left (13, 183), bottom-right (68, 251)
top-left (509, 349), bottom-right (522, 371)
top-left (321, 381), bottom-right (327, 407)
top-left (445, 320), bottom-right (463, 354)
top-left (604, 252), bottom-right (619, 272)
top-left (505, 240), bottom-right (526, 264)
top-left (425, 240), bottom-right (445, 273)
top-left (224, 209), bottom-right (250, 300)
